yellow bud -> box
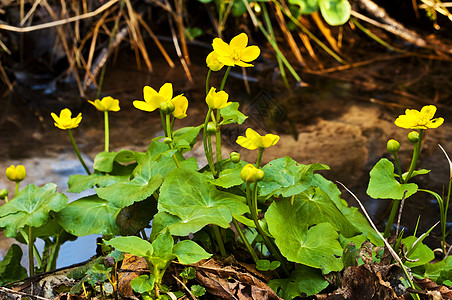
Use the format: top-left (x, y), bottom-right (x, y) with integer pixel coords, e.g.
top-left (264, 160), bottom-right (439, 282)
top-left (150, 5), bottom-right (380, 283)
top-left (240, 164), bottom-right (264, 183)
top-left (230, 152), bottom-right (241, 163)
top-left (387, 139), bottom-right (400, 154)
top-left (6, 165), bottom-right (26, 182)
top-left (160, 100), bottom-right (175, 115)
top-left (408, 131), bottom-right (419, 144)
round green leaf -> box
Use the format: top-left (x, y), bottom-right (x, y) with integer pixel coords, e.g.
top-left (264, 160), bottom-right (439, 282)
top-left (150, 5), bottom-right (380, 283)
top-left (158, 169), bottom-right (249, 236)
top-left (367, 158), bottom-right (418, 200)
top-left (173, 240), bottom-right (212, 265)
top-left (105, 236), bottom-right (153, 259)
top-left (319, 0), bottom-right (351, 26)
top-left (0, 183), bottom-right (68, 237)
top-left (57, 194), bottom-right (120, 236)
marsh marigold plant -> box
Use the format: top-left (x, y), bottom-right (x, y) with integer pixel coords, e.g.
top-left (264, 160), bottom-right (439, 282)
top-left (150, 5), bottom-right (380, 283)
top-left (51, 108), bottom-right (82, 130)
top-left (88, 96), bottom-right (120, 112)
top-left (212, 33), bottom-right (261, 67)
top-left (394, 105), bottom-right (444, 129)
top-left (133, 83), bottom-right (188, 119)
top-left (236, 128), bottom-right (280, 150)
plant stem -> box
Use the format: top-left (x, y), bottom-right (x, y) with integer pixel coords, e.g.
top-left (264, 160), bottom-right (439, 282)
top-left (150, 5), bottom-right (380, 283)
top-left (215, 110), bottom-right (222, 162)
top-left (213, 225), bottom-right (227, 257)
top-left (14, 182), bottom-right (19, 196)
top-left (203, 108), bottom-right (217, 177)
top-left (19, 228), bottom-right (42, 269)
top-left (28, 226), bottom-right (34, 276)
top-left (256, 148), bottom-right (264, 168)
top-left (67, 129), bottom-right (91, 175)
top-left (383, 199), bottom-right (400, 238)
top-left (220, 66), bottom-right (231, 91)
top-left (404, 129), bottom-right (424, 182)
top-left (104, 111), bottom-right (109, 152)
top-left (247, 183), bottom-right (289, 275)
top-left (46, 234), bottom-right (61, 272)
top-left (206, 69), bottom-right (212, 95)
top-left (232, 218), bottom-right (259, 263)
top-left (393, 152), bottom-right (404, 183)
top-left (165, 114), bottom-right (181, 168)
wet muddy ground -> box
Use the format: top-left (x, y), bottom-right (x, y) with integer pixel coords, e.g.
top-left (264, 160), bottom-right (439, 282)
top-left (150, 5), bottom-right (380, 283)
top-left (1, 32), bottom-right (452, 267)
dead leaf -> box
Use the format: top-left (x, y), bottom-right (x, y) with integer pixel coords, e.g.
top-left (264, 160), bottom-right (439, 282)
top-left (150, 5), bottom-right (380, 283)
top-left (118, 253), bottom-right (149, 298)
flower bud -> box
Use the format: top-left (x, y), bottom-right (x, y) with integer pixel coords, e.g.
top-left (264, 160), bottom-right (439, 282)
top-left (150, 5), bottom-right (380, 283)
top-left (0, 189), bottom-right (8, 200)
top-left (206, 122), bottom-right (217, 135)
top-left (160, 100), bottom-right (175, 115)
top-left (408, 131), bottom-right (419, 144)
top-left (240, 164), bottom-right (264, 183)
top-left (230, 152), bottom-right (241, 163)
top-left (6, 165), bottom-right (26, 182)
top-left (387, 139), bottom-right (400, 154)
top-left (163, 137), bottom-right (173, 144)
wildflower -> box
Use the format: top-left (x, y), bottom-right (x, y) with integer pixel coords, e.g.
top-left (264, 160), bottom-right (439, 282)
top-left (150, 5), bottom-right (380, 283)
top-left (51, 108), bottom-right (82, 130)
top-left (206, 51), bottom-right (224, 71)
top-left (236, 128), bottom-right (280, 150)
top-left (88, 96), bottom-right (120, 112)
top-left (206, 87), bottom-right (231, 109)
top-left (394, 105), bottom-right (444, 129)
top-left (133, 83), bottom-right (188, 119)
top-left (6, 165), bottom-right (26, 182)
top-left (241, 164), bottom-right (264, 183)
top-left (212, 33), bottom-right (261, 67)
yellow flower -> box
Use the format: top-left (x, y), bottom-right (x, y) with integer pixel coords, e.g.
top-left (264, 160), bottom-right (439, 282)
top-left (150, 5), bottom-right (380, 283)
top-left (236, 128), bottom-right (280, 150)
top-left (6, 165), bottom-right (26, 182)
top-left (212, 33), bottom-right (260, 67)
top-left (240, 164), bottom-right (264, 183)
top-left (206, 51), bottom-right (224, 71)
top-left (206, 87), bottom-right (231, 109)
top-left (51, 108), bottom-right (82, 130)
top-left (133, 83), bottom-right (188, 119)
top-left (88, 96), bottom-right (120, 112)
top-left (394, 105), bottom-right (444, 129)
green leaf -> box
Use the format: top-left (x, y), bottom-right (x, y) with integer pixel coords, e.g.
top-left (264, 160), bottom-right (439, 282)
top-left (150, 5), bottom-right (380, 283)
top-left (288, 0), bottom-right (319, 14)
top-left (266, 196), bottom-right (344, 273)
top-left (67, 170), bottom-right (131, 193)
top-left (269, 265), bottom-right (329, 299)
top-left (423, 256), bottom-right (452, 284)
top-left (0, 183), bottom-right (68, 237)
top-left (367, 158), bottom-right (418, 200)
top-left (402, 236), bottom-right (435, 268)
top-left (173, 126), bottom-right (202, 153)
top-left (158, 169), bottom-right (249, 236)
top-left (180, 267), bottom-right (196, 280)
top-left (173, 240), bottom-right (212, 265)
top-left (57, 194), bottom-right (120, 236)
top-left (151, 229), bottom-right (174, 258)
top-left (319, 0), bottom-right (351, 26)
top-left (260, 157), bottom-right (329, 198)
top-left (93, 150), bottom-right (140, 173)
top-left (219, 102), bottom-right (247, 125)
top-left (149, 211), bottom-right (183, 240)
top-left (190, 285), bottom-right (206, 297)
top-left (0, 244), bottom-right (28, 284)
top-left (209, 161), bottom-right (247, 188)
top-left (105, 236), bottom-right (153, 258)
top-left (131, 274), bottom-right (155, 294)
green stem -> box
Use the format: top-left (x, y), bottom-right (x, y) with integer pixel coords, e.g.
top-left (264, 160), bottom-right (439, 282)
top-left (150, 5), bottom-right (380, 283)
top-left (247, 182), bottom-right (289, 275)
top-left (67, 129), bottom-right (91, 175)
top-left (220, 66), bottom-right (231, 91)
top-left (256, 148), bottom-right (264, 168)
top-left (443, 180), bottom-right (451, 255)
top-left (203, 108), bottom-right (217, 177)
top-left (160, 110), bottom-right (166, 135)
top-left (14, 182), bottom-right (19, 196)
top-left (383, 199), bottom-right (401, 238)
top-left (46, 235), bottom-right (61, 272)
top-left (215, 110), bottom-right (222, 162)
top-left (232, 218), bottom-right (259, 263)
top-left (19, 228), bottom-right (42, 269)
top-left (404, 129), bottom-right (424, 183)
top-left (213, 225), bottom-right (227, 257)
top-left (393, 152), bottom-right (404, 183)
top-left (165, 114), bottom-right (181, 168)
top-left (206, 69), bottom-right (212, 95)
top-left (28, 226), bottom-right (34, 276)
top-left (104, 111), bottom-right (109, 152)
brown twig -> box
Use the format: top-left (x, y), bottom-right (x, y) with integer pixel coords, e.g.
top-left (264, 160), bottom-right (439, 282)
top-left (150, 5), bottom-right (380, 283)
top-left (172, 274), bottom-right (198, 300)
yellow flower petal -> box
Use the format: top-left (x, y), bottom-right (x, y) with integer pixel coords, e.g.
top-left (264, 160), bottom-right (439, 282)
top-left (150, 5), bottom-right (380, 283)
top-left (236, 135), bottom-right (259, 150)
top-left (172, 95), bottom-right (188, 119)
top-left (206, 51), bottom-right (224, 71)
top-left (212, 38), bottom-right (232, 57)
top-left (143, 86), bottom-right (158, 103)
top-left (51, 108), bottom-right (82, 130)
top-left (133, 100), bottom-right (156, 112)
top-left (230, 32), bottom-right (248, 49)
top-left (240, 45), bottom-right (261, 62)
top-left (206, 87), bottom-right (230, 109)
top-left (159, 83), bottom-right (173, 101)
